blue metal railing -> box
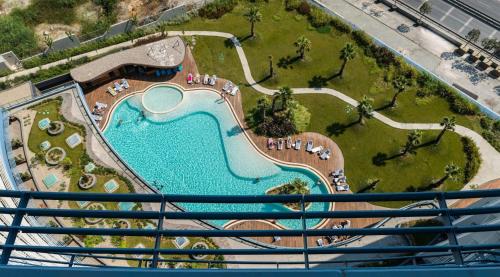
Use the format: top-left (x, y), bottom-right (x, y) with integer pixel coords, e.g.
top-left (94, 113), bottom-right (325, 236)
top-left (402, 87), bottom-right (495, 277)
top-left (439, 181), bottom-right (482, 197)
top-left (1, 189), bottom-right (500, 269)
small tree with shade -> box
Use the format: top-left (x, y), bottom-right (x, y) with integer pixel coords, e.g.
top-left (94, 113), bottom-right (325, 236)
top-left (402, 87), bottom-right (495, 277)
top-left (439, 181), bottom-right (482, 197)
top-left (338, 43), bottom-right (356, 77)
top-left (244, 6), bottom-right (262, 38)
top-left (418, 2), bottom-right (432, 25)
top-left (463, 29), bottom-right (481, 48)
top-left (432, 163), bottom-right (461, 188)
top-left (391, 75), bottom-right (409, 107)
top-left (294, 35), bottom-right (311, 60)
top-left (401, 130), bottom-right (422, 156)
top-left (356, 95), bottom-right (374, 125)
top-left (435, 116), bottom-right (456, 144)
top-left (156, 21), bottom-right (169, 37)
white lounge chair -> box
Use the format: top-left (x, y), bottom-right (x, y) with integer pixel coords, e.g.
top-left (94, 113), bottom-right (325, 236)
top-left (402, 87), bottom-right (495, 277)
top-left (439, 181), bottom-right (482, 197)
top-left (222, 81), bottom-right (232, 92)
top-left (267, 138), bottom-right (274, 150)
top-left (203, 74), bottom-right (209, 85)
top-left (294, 139), bottom-right (302, 150)
top-left (320, 149), bottom-right (331, 160)
top-left (92, 114), bottom-right (103, 122)
top-left (286, 136), bottom-right (292, 149)
top-left (306, 140), bottom-right (313, 152)
top-left (230, 86), bottom-right (239, 96)
top-left (311, 146), bottom-right (323, 154)
top-left (107, 87), bottom-right (117, 96)
top-left (209, 75), bottom-right (217, 86)
top-left (95, 102), bottom-right (108, 109)
top-left (194, 73), bottom-right (201, 84)
top-left (316, 238), bottom-right (324, 247)
top-left (121, 78), bottom-right (129, 89)
top-left (277, 138), bottom-right (284, 150)
top-left (114, 81), bottom-right (123, 92)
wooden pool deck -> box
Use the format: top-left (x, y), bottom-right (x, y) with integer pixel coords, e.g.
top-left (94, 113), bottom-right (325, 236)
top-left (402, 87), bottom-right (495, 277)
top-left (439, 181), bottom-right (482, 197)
top-left (82, 46), bottom-right (384, 247)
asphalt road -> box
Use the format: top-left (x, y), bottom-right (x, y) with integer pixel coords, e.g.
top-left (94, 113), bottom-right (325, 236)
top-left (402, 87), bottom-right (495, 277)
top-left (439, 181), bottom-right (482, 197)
top-left (400, 0), bottom-right (500, 42)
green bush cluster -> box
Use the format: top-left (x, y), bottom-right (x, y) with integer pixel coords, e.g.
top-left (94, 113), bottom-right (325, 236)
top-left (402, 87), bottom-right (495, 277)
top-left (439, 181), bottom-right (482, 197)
top-left (285, 0), bottom-right (302, 11)
top-left (461, 137), bottom-right (481, 183)
top-left (11, 0), bottom-right (85, 26)
top-left (309, 7), bottom-right (331, 27)
top-left (198, 0), bottom-right (237, 19)
top-left (0, 16), bottom-right (38, 58)
top-left (479, 117), bottom-right (500, 151)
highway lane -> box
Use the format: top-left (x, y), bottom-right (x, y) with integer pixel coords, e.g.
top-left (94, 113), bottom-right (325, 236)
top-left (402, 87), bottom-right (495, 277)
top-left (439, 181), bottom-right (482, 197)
top-left (470, 0), bottom-right (500, 23)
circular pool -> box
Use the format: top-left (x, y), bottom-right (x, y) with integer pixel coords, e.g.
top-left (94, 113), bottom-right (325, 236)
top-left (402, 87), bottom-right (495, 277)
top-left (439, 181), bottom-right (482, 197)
top-left (142, 85), bottom-right (183, 113)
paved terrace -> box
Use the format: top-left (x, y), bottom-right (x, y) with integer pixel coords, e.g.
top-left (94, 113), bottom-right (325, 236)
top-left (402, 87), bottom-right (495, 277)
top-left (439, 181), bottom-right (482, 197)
top-left (82, 47), bottom-right (383, 247)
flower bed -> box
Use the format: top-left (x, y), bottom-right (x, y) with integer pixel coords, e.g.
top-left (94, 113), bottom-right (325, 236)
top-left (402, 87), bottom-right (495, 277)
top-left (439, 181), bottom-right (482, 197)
top-left (78, 173), bottom-right (96, 190)
top-left (44, 147), bottom-right (66, 165)
top-left (47, 121), bottom-right (65, 135)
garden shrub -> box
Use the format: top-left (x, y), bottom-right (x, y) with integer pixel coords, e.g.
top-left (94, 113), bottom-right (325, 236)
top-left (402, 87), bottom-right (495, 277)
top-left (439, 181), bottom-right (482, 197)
top-left (480, 116), bottom-right (494, 130)
top-left (351, 30), bottom-right (372, 48)
top-left (370, 45), bottom-right (396, 67)
top-left (309, 7), bottom-right (331, 27)
top-left (297, 1), bottom-right (311, 15)
top-left (330, 17), bottom-right (352, 34)
top-left (461, 137), bottom-right (481, 183)
top-left (0, 16), bottom-right (38, 58)
top-left (198, 0), bottom-right (237, 19)
top-left (450, 94), bottom-right (478, 115)
top-left (285, 0), bottom-right (302, 11)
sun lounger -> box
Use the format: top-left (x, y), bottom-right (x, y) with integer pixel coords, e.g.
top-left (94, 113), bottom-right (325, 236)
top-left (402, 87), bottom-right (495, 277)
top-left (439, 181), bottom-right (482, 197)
top-left (209, 75), bottom-right (217, 86)
top-left (95, 102), bottom-right (108, 109)
top-left (203, 74), bottom-right (209, 85)
top-left (187, 73), bottom-right (193, 84)
top-left (230, 86), bottom-right (239, 96)
top-left (121, 78), bottom-right (129, 89)
top-left (294, 139), bottom-right (302, 150)
top-left (320, 149), bottom-right (331, 160)
top-left (194, 73), bottom-right (201, 84)
top-left (286, 136), bottom-right (292, 149)
top-left (222, 81), bottom-right (232, 92)
top-left (273, 236), bottom-right (281, 242)
top-left (306, 140), bottom-right (313, 152)
top-left (277, 138), bottom-right (284, 150)
top-left (92, 114), bottom-right (103, 122)
top-left (107, 87), bottom-right (117, 96)
top-left (267, 138), bottom-right (274, 150)
top-left (335, 184), bottom-right (349, 192)
top-left (114, 82), bottom-right (123, 92)
top-left (311, 145), bottom-right (323, 154)
top-left (316, 238), bottom-right (324, 247)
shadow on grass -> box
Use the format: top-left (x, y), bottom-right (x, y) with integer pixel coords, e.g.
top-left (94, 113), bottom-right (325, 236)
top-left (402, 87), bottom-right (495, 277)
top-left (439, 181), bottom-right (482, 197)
top-left (224, 38), bottom-right (235, 49)
top-left (278, 55), bottom-right (300, 69)
top-left (308, 75), bottom-right (329, 88)
top-left (326, 121), bottom-right (358, 136)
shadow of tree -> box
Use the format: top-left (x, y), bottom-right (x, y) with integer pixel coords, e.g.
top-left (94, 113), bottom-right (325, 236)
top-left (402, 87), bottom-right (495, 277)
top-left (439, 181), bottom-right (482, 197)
top-left (227, 125), bottom-right (243, 137)
top-left (237, 34), bottom-right (253, 44)
top-left (308, 75), bottom-right (328, 88)
top-left (277, 55), bottom-right (300, 69)
top-left (224, 38), bottom-right (235, 49)
top-left (372, 152), bottom-right (388, 166)
top-left (326, 121), bottom-right (358, 136)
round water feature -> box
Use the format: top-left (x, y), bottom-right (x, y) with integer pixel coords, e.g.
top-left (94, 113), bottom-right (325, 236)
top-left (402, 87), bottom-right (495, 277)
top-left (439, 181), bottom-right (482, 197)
top-left (142, 85), bottom-right (183, 114)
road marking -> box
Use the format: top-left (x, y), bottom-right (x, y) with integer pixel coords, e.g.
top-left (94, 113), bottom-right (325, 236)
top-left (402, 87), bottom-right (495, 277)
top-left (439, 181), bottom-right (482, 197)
top-left (488, 30), bottom-right (497, 38)
top-left (458, 17), bottom-right (473, 33)
top-left (440, 7), bottom-right (454, 22)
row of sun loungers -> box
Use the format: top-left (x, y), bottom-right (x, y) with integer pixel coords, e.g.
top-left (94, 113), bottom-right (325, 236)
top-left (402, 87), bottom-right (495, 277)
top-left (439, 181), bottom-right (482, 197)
top-left (330, 169), bottom-right (349, 192)
top-left (91, 101), bottom-right (108, 123)
top-left (107, 79), bottom-right (129, 96)
top-left (267, 137), bottom-right (331, 160)
top-left (316, 220), bottom-right (352, 246)
top-left (186, 73), bottom-right (240, 96)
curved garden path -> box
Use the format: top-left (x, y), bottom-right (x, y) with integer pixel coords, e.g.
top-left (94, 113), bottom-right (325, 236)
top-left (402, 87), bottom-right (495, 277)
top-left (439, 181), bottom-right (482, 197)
top-left (169, 31), bottom-right (500, 187)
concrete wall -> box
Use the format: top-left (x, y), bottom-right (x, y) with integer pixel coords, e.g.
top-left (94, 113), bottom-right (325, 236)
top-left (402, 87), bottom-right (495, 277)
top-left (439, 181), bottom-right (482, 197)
top-left (0, 52), bottom-right (20, 71)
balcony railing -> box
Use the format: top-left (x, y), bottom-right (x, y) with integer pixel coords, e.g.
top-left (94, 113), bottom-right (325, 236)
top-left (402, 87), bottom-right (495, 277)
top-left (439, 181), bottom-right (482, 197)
top-left (1, 189), bottom-right (500, 270)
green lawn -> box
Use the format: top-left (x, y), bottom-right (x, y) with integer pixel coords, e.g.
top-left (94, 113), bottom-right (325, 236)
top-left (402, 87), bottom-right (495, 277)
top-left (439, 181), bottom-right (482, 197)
top-left (192, 35), bottom-right (468, 207)
top-left (172, 0), bottom-right (482, 132)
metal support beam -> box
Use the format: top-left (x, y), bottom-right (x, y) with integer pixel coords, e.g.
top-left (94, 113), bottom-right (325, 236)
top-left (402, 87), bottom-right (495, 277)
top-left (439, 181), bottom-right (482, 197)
top-left (437, 194), bottom-right (464, 265)
top-left (151, 197), bottom-right (166, 268)
top-left (0, 194), bottom-right (29, 265)
top-left (301, 196), bottom-right (309, 269)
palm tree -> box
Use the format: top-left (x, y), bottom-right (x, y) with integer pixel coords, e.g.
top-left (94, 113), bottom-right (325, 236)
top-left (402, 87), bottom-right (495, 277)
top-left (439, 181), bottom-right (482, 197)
top-left (463, 28), bottom-right (480, 48)
top-left (390, 75), bottom-right (408, 107)
top-left (268, 55), bottom-right (275, 77)
top-left (294, 35), bottom-right (311, 60)
top-left (485, 39), bottom-right (500, 62)
top-left (256, 97), bottom-right (271, 120)
top-left (43, 34), bottom-right (53, 53)
top-left (156, 21), bottom-right (169, 37)
top-left (288, 178), bottom-right (309, 195)
top-left (280, 86), bottom-right (293, 110)
top-left (356, 95), bottom-right (374, 124)
top-left (338, 43), bottom-right (356, 77)
top-left (433, 163), bottom-right (460, 188)
top-left (418, 2), bottom-right (432, 25)
top-left (401, 130), bottom-right (422, 156)
top-left (477, 37), bottom-right (496, 58)
top-left (435, 116), bottom-right (456, 143)
top-left (244, 6), bottom-right (262, 38)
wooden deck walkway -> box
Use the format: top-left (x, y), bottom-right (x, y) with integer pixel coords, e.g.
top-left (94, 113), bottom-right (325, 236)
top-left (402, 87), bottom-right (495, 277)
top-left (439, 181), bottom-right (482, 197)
top-left (82, 46), bottom-right (384, 247)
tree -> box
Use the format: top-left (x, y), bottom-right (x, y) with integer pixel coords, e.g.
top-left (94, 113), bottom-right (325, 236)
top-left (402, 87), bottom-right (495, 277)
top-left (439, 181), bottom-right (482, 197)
top-left (43, 33), bottom-right (54, 53)
top-left (338, 43), bottom-right (356, 77)
top-left (271, 86), bottom-right (293, 114)
top-left (294, 35), bottom-right (311, 60)
top-left (156, 21), bottom-right (169, 37)
top-left (256, 97), bottom-right (271, 120)
top-left (390, 75), bottom-right (409, 107)
top-left (463, 28), bottom-right (480, 48)
top-left (401, 130), bottom-right (422, 156)
top-left (418, 2), bottom-right (432, 24)
top-left (484, 39), bottom-right (500, 62)
top-left (433, 163), bottom-right (460, 188)
top-left (356, 95), bottom-right (374, 124)
top-left (65, 31), bottom-right (76, 43)
top-left (287, 178), bottom-right (309, 195)
top-left (436, 116), bottom-right (456, 143)
top-left (268, 55), bottom-right (275, 77)
top-left (244, 6), bottom-right (262, 38)
top-left (94, 0), bottom-right (118, 18)
top-left (0, 16), bottom-right (37, 58)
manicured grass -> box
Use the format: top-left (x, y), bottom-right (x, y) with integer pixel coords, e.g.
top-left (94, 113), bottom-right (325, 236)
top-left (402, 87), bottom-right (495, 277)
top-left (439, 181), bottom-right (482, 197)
top-left (171, 0), bottom-right (482, 132)
top-left (192, 36), bottom-right (468, 207)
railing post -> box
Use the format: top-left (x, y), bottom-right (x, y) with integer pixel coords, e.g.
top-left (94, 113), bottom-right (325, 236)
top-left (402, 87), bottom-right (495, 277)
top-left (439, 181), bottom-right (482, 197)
top-left (437, 193), bottom-right (464, 265)
top-left (151, 196), bottom-right (166, 268)
top-left (69, 255), bottom-right (76, 267)
top-left (301, 195), bottom-right (310, 269)
top-left (0, 193), bottom-right (30, 265)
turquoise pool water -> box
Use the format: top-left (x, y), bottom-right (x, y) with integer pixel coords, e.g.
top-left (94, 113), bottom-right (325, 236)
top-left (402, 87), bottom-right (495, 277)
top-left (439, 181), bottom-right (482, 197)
top-left (118, 202), bottom-right (136, 211)
top-left (142, 85), bottom-right (183, 113)
top-left (104, 179), bottom-right (119, 193)
top-left (104, 89), bottom-right (330, 229)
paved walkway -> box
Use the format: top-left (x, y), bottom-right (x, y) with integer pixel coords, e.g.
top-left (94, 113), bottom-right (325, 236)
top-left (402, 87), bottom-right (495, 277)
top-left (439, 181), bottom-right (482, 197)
top-left (167, 30), bottom-right (499, 189)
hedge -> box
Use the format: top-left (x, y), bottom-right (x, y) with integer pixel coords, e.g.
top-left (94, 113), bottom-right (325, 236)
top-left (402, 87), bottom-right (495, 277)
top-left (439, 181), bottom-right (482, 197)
top-left (461, 137), bottom-right (481, 183)
top-left (198, 0), bottom-right (237, 19)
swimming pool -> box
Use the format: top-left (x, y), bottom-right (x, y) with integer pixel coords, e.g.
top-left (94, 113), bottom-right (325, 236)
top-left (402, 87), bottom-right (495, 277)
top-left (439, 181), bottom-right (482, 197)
top-left (104, 87), bottom-right (330, 229)
top-left (142, 85), bottom-right (183, 114)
